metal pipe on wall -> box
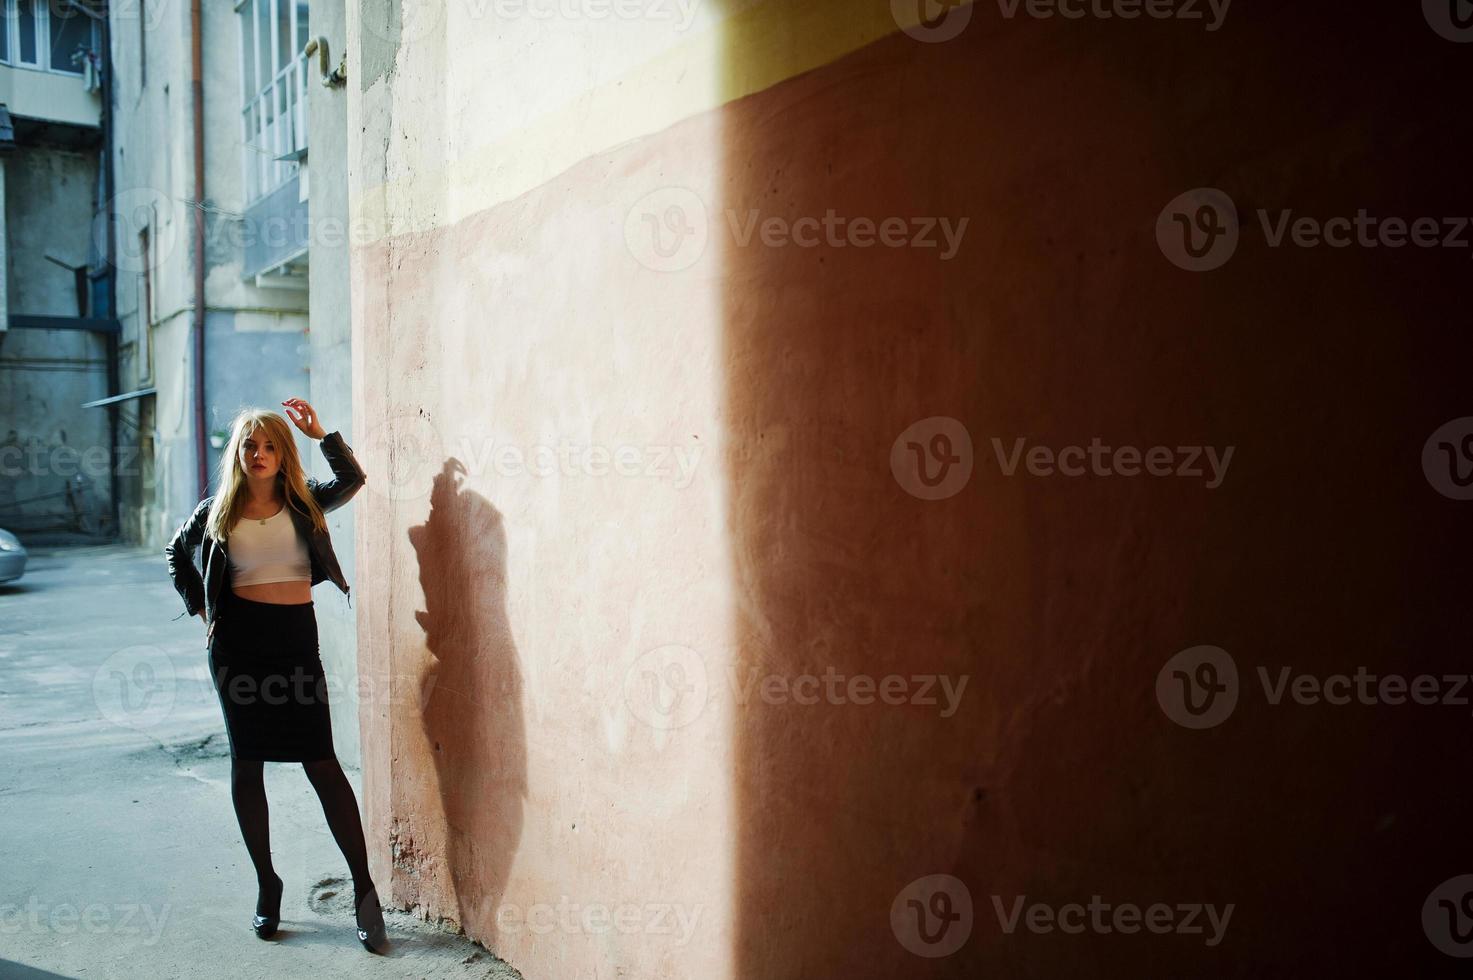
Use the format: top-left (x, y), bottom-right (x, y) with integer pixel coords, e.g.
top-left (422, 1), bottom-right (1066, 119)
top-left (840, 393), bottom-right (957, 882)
top-left (190, 0), bottom-right (207, 498)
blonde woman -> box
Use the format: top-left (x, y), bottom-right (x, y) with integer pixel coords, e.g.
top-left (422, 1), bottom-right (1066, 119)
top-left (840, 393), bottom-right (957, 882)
top-left (164, 398), bottom-right (386, 954)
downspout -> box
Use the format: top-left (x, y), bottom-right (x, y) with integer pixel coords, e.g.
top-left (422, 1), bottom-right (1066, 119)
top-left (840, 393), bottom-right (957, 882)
top-left (100, 6), bottom-right (119, 538)
top-left (190, 0), bottom-right (207, 498)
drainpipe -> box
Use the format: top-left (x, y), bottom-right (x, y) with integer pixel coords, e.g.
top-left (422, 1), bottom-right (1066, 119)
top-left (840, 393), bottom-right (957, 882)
top-left (100, 9), bottom-right (119, 538)
top-left (190, 0), bottom-right (207, 498)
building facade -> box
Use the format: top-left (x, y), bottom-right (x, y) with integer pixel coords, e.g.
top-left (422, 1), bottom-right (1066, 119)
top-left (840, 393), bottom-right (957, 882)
top-left (0, 0), bottom-right (112, 544)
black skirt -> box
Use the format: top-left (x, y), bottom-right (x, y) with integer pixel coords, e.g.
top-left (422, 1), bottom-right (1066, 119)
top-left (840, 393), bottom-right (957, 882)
top-left (207, 585), bottom-right (336, 762)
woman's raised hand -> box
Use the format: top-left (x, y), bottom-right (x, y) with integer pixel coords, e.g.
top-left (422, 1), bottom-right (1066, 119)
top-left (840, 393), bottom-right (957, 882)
top-left (282, 397), bottom-right (327, 440)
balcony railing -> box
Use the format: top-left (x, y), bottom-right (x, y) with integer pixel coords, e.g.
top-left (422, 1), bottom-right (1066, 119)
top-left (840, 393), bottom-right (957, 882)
top-left (241, 46), bottom-right (309, 205)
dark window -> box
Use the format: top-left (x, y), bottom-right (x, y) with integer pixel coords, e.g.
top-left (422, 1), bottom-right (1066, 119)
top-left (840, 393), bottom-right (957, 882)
top-left (48, 0), bottom-right (92, 74)
top-left (18, 0), bottom-right (38, 65)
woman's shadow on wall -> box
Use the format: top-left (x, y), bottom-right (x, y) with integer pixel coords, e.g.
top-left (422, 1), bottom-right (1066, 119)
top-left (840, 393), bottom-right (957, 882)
top-left (408, 459), bottom-right (527, 940)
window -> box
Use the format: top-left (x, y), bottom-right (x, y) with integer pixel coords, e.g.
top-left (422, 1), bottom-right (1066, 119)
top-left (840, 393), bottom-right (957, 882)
top-left (18, 0), bottom-right (38, 64)
top-left (48, 0), bottom-right (93, 74)
top-left (237, 0), bottom-right (310, 204)
top-left (0, 0), bottom-right (100, 74)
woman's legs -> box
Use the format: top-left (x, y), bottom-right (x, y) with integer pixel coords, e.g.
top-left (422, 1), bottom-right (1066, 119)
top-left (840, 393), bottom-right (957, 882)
top-left (302, 758), bottom-right (374, 896)
top-left (229, 758), bottom-right (282, 915)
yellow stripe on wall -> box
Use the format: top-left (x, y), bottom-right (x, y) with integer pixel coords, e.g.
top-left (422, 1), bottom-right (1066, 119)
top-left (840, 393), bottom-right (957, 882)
top-left (352, 0), bottom-right (975, 239)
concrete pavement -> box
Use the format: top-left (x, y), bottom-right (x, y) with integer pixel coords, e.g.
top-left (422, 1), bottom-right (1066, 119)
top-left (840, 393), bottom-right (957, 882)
top-left (0, 544), bottom-right (521, 979)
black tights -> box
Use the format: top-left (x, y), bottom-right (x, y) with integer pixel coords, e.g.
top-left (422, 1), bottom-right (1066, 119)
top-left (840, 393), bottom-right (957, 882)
top-left (230, 758), bottom-right (376, 906)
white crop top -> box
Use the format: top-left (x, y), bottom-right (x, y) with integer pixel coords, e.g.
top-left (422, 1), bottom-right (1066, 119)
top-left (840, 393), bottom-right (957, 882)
top-left (228, 502), bottom-right (312, 586)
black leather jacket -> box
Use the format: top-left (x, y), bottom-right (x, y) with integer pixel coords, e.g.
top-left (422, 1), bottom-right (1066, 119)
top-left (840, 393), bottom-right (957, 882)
top-left (164, 430), bottom-right (368, 641)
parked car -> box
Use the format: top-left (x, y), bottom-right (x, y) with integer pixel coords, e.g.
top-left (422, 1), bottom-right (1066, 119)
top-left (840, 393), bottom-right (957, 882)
top-left (0, 528), bottom-right (27, 584)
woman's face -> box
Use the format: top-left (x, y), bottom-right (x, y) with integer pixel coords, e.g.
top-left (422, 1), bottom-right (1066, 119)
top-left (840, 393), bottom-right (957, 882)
top-left (238, 427), bottom-right (281, 483)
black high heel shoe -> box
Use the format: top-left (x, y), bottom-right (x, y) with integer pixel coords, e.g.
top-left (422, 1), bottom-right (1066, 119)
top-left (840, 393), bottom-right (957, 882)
top-left (355, 883), bottom-right (388, 954)
top-left (253, 873), bottom-right (283, 939)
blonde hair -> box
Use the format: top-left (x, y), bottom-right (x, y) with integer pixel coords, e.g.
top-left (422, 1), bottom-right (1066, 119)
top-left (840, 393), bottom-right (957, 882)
top-left (204, 409), bottom-right (328, 542)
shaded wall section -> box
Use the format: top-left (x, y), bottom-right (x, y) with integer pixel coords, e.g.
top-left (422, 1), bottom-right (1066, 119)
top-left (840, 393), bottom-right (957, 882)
top-left (718, 4), bottom-right (1471, 978)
